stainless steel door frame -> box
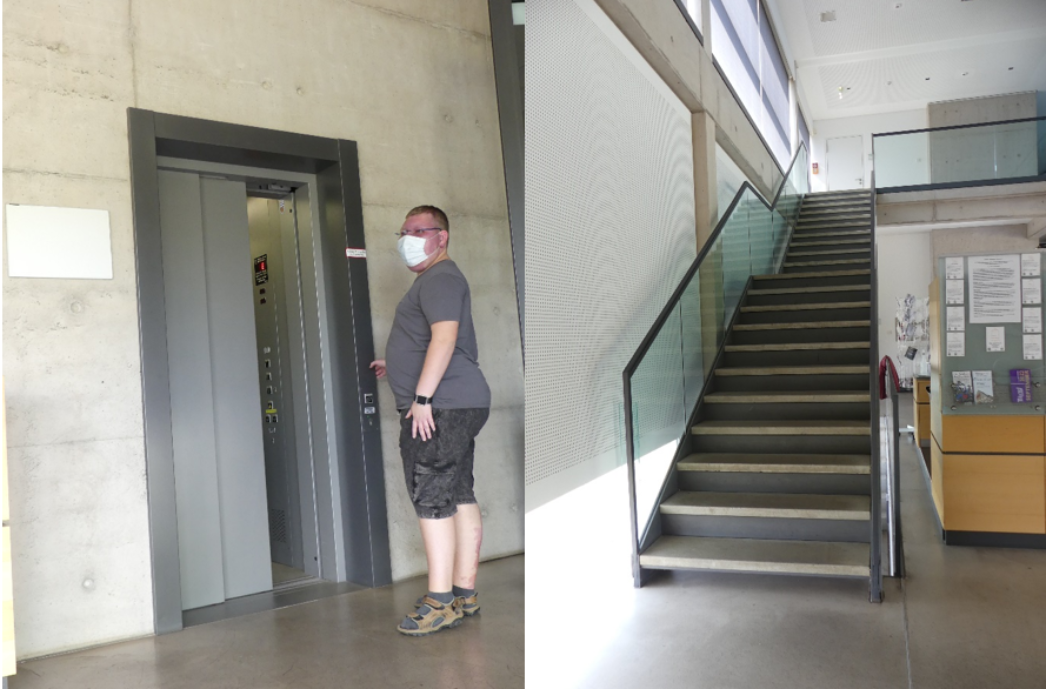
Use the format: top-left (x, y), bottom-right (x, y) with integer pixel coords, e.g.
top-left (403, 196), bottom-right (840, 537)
top-left (130, 110), bottom-right (391, 634)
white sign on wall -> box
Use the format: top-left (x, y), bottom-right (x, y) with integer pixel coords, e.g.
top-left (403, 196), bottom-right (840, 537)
top-left (5, 204), bottom-right (113, 279)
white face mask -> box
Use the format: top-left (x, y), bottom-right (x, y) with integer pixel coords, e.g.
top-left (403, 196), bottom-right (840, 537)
top-left (397, 235), bottom-right (432, 268)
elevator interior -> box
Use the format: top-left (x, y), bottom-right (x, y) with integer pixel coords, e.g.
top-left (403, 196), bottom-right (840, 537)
top-left (157, 162), bottom-right (331, 612)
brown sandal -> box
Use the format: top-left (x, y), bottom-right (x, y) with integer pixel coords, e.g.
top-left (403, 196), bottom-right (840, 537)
top-left (397, 596), bottom-right (463, 636)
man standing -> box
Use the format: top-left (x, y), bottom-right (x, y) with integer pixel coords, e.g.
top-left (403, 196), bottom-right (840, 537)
top-left (370, 205), bottom-right (491, 636)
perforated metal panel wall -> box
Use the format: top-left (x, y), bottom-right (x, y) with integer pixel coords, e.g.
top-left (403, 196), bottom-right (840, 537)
top-left (525, 0), bottom-right (696, 509)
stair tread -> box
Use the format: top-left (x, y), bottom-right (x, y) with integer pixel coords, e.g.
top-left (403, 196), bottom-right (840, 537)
top-left (791, 230), bottom-right (871, 239)
top-left (725, 342), bottom-right (870, 351)
top-left (734, 320), bottom-right (870, 330)
top-left (661, 491), bottom-right (871, 519)
top-left (754, 269), bottom-right (870, 280)
top-left (678, 452), bottom-right (871, 474)
top-left (788, 239), bottom-right (872, 248)
top-left (749, 285), bottom-right (870, 296)
top-left (705, 389), bottom-right (870, 401)
top-left (784, 259), bottom-right (871, 267)
top-left (741, 301), bottom-right (870, 312)
top-left (692, 420), bottom-right (871, 435)
top-left (787, 248), bottom-right (872, 258)
top-left (715, 365), bottom-right (869, 375)
top-left (639, 536), bottom-right (870, 576)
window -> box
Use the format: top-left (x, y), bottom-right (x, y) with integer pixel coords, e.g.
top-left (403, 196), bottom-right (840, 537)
top-left (798, 109), bottom-right (811, 158)
top-left (709, 0), bottom-right (792, 167)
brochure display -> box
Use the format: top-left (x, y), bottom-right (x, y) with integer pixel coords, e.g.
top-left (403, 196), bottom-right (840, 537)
top-left (926, 253), bottom-right (1046, 545)
top-left (936, 253), bottom-right (1045, 416)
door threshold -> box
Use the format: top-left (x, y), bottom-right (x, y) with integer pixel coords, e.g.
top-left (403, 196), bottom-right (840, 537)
top-left (182, 579), bottom-right (366, 629)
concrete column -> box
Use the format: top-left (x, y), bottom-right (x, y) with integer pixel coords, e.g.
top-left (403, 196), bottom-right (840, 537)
top-left (693, 110), bottom-right (719, 252)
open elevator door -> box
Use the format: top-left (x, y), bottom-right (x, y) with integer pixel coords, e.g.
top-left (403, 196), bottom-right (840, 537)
top-left (157, 170), bottom-right (321, 610)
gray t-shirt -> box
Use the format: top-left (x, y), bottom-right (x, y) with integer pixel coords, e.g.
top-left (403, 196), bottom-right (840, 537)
top-left (386, 260), bottom-right (491, 410)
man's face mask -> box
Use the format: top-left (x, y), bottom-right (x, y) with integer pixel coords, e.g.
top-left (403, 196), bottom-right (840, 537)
top-left (397, 234), bottom-right (432, 268)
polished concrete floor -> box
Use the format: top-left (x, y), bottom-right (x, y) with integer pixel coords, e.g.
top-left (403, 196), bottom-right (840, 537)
top-left (11, 555), bottom-right (523, 689)
top-left (527, 394), bottom-right (1046, 688)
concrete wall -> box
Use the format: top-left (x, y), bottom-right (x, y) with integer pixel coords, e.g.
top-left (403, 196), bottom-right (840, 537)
top-left (931, 225), bottom-right (1039, 268)
top-left (810, 109), bottom-right (928, 193)
top-left (2, 0), bottom-right (523, 658)
top-left (927, 92), bottom-right (1037, 127)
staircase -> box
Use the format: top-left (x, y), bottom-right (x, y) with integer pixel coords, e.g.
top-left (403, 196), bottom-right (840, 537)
top-left (640, 189), bottom-right (876, 579)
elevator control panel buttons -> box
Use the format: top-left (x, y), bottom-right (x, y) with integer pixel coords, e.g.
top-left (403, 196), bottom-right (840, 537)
top-left (364, 406), bottom-right (376, 415)
top-left (264, 359), bottom-right (271, 368)
top-left (253, 255), bottom-right (269, 285)
top-left (363, 393), bottom-right (374, 404)
top-left (265, 373), bottom-right (272, 381)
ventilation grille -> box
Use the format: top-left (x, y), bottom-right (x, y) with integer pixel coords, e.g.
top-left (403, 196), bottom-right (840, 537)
top-left (525, 0), bottom-right (695, 495)
top-left (268, 508), bottom-right (287, 544)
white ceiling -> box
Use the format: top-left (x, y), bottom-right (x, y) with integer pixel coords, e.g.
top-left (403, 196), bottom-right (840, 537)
top-left (765, 0), bottom-right (1046, 122)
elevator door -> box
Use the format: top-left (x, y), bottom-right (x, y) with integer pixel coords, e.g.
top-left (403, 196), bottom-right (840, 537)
top-left (158, 171), bottom-right (274, 609)
top-left (248, 196), bottom-right (306, 572)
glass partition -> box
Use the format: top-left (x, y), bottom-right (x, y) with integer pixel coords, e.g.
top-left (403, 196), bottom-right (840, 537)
top-left (874, 116), bottom-right (1046, 190)
top-left (625, 144), bottom-right (809, 555)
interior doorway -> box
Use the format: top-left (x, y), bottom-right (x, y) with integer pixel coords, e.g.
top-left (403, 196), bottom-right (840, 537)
top-left (826, 135), bottom-right (865, 190)
top-left (129, 110), bottom-right (392, 634)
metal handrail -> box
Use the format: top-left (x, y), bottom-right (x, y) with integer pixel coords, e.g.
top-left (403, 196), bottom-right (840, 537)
top-left (881, 357), bottom-right (906, 579)
top-left (623, 143), bottom-right (808, 586)
top-left (870, 171), bottom-right (882, 602)
top-left (871, 114), bottom-right (1046, 139)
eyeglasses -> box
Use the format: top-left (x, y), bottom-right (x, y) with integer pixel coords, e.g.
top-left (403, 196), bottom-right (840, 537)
top-left (394, 227), bottom-right (443, 238)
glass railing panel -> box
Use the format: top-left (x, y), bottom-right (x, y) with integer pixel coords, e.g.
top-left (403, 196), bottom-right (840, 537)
top-left (680, 271), bottom-right (705, 415)
top-left (721, 191), bottom-right (754, 327)
top-left (630, 304), bottom-right (686, 527)
top-left (875, 117), bottom-right (1046, 190)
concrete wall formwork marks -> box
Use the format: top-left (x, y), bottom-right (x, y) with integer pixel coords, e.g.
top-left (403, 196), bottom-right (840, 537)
top-left (2, 0), bottom-right (523, 658)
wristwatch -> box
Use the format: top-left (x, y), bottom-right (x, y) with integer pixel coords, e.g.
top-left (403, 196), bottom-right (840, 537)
top-left (414, 394), bottom-right (432, 405)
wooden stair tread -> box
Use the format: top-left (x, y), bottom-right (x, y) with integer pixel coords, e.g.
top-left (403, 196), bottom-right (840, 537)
top-left (678, 452), bottom-right (871, 474)
top-left (692, 420), bottom-right (871, 435)
top-left (661, 491), bottom-right (871, 519)
top-left (640, 536), bottom-right (870, 576)
top-left (704, 390), bottom-right (870, 402)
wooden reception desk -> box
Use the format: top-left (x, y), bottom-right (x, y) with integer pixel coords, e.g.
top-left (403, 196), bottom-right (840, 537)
top-left (926, 406), bottom-right (1046, 545)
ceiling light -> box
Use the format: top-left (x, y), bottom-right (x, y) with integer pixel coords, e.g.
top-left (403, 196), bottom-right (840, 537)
top-left (1008, 67), bottom-right (1014, 71)
top-left (925, 77), bottom-right (931, 81)
top-left (820, 10), bottom-right (836, 22)
top-left (961, 72), bottom-right (969, 77)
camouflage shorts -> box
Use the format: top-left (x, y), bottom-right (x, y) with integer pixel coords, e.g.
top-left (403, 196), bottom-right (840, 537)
top-left (399, 407), bottom-right (490, 519)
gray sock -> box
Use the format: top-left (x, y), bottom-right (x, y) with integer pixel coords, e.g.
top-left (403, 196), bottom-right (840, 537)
top-left (428, 590), bottom-right (454, 605)
top-left (452, 585), bottom-right (475, 599)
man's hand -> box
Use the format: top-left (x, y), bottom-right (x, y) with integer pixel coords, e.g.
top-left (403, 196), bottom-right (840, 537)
top-left (370, 359), bottom-right (387, 379)
top-left (405, 401), bottom-right (436, 441)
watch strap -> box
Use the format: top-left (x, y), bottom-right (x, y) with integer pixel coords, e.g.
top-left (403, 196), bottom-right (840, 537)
top-left (414, 394), bottom-right (432, 405)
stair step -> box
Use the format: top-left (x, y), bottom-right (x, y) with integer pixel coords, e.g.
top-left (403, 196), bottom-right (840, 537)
top-left (692, 420), bottom-right (871, 436)
top-left (791, 229), bottom-right (871, 240)
top-left (639, 536), bottom-right (870, 577)
top-left (797, 219), bottom-right (870, 227)
top-left (733, 320), bottom-right (870, 331)
top-left (678, 452), bottom-right (870, 474)
top-left (715, 364), bottom-right (868, 376)
top-left (748, 285), bottom-right (870, 296)
top-left (705, 389), bottom-right (870, 402)
top-left (741, 301), bottom-right (870, 313)
top-left (784, 259), bottom-right (871, 269)
top-left (754, 269), bottom-right (870, 281)
top-left (661, 492), bottom-right (871, 520)
top-left (787, 248), bottom-right (870, 259)
top-left (788, 238), bottom-right (871, 249)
